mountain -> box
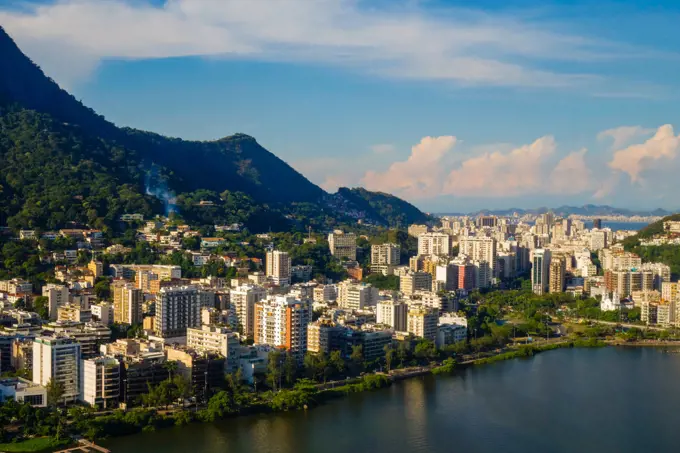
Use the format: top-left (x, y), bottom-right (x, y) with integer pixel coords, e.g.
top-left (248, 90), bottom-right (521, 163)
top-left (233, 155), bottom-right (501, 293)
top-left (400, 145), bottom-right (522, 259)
top-left (0, 27), bottom-right (427, 231)
top-left (0, 27), bottom-right (323, 205)
top-left (334, 188), bottom-right (432, 226)
top-left (436, 205), bottom-right (671, 218)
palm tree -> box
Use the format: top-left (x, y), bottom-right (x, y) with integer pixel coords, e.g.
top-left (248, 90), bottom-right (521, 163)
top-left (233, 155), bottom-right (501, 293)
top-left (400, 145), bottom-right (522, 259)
top-left (164, 360), bottom-right (178, 380)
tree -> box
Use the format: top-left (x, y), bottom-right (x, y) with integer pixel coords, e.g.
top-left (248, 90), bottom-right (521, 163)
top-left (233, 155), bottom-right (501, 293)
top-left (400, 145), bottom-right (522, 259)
top-left (304, 353), bottom-right (326, 382)
top-left (328, 350), bottom-right (345, 378)
top-left (414, 340), bottom-right (438, 363)
top-left (267, 350), bottom-right (284, 391)
top-left (164, 360), bottom-right (178, 380)
top-left (284, 353), bottom-right (297, 387)
top-left (350, 345), bottom-right (364, 375)
top-left (46, 379), bottom-right (65, 406)
top-left (33, 295), bottom-right (49, 320)
top-left (173, 375), bottom-right (191, 404)
top-left (94, 280), bottom-right (111, 300)
top-left (384, 345), bottom-right (395, 372)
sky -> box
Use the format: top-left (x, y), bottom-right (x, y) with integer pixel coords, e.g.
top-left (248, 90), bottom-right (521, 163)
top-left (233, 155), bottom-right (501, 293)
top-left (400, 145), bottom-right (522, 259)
top-left (2, 0), bottom-right (680, 213)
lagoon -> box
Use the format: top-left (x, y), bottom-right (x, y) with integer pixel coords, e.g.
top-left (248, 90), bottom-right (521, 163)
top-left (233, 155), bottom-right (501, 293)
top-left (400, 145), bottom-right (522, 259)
top-left (103, 347), bottom-right (680, 453)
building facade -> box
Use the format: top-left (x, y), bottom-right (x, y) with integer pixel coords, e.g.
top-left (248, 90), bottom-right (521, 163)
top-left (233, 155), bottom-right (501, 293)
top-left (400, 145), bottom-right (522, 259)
top-left (155, 286), bottom-right (202, 338)
top-left (32, 336), bottom-right (82, 404)
top-left (266, 250), bottom-right (292, 286)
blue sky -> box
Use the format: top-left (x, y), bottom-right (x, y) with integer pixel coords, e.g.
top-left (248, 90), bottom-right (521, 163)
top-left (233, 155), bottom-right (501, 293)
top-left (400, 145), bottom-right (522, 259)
top-left (2, 0), bottom-right (680, 212)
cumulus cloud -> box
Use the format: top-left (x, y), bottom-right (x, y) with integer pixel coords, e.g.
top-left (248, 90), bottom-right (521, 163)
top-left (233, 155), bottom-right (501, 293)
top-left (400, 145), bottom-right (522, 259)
top-left (608, 124), bottom-right (680, 182)
top-left (0, 0), bottom-right (646, 88)
top-left (362, 136), bottom-right (457, 198)
top-left (549, 148), bottom-right (592, 194)
top-left (443, 136), bottom-right (557, 197)
top-left (597, 125), bottom-right (654, 149)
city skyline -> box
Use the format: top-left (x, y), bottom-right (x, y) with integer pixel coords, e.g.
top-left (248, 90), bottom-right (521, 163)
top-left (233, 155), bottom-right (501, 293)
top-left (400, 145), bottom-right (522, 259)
top-left (2, 0), bottom-right (679, 212)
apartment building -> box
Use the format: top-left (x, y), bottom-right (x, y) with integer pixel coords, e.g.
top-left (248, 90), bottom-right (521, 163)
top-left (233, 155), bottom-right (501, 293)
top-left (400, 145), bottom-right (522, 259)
top-left (42, 284), bottom-right (69, 320)
top-left (407, 305), bottom-right (439, 342)
top-left (417, 232), bottom-right (451, 258)
top-left (230, 284), bottom-right (266, 337)
top-left (90, 302), bottom-right (114, 325)
top-left (549, 256), bottom-right (566, 293)
top-left (376, 299), bottom-right (407, 331)
top-left (166, 347), bottom-right (225, 397)
top-left (531, 249), bottom-right (551, 295)
top-left (400, 271), bottom-right (432, 296)
top-left (155, 286), bottom-right (202, 338)
top-left (33, 336), bottom-right (82, 404)
top-left (266, 250), bottom-right (292, 286)
top-left (254, 295), bottom-right (311, 362)
top-left (459, 237), bottom-right (497, 276)
top-left (11, 338), bottom-right (33, 374)
top-left (57, 304), bottom-right (93, 323)
top-left (337, 281), bottom-right (379, 310)
top-left (370, 243), bottom-right (400, 275)
top-left (307, 321), bottom-right (346, 354)
top-left (408, 224), bottom-right (429, 237)
top-left (328, 231), bottom-right (357, 260)
top-left (186, 325), bottom-right (240, 374)
top-left (112, 281), bottom-right (143, 325)
top-left (81, 356), bottom-right (120, 408)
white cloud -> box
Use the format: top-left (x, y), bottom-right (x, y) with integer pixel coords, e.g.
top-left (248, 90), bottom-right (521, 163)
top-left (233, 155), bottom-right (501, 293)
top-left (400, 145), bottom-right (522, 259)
top-left (549, 148), bottom-right (592, 194)
top-left (443, 136), bottom-right (557, 197)
top-left (0, 0), bottom-right (644, 89)
top-left (296, 125), bottom-right (680, 206)
top-left (362, 136), bottom-right (458, 198)
top-left (597, 125), bottom-right (655, 149)
top-left (608, 124), bottom-right (680, 182)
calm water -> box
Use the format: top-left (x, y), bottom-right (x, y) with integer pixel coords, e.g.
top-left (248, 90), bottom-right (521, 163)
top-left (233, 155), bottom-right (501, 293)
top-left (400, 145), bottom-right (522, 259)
top-left (583, 221), bottom-right (648, 231)
top-left (103, 348), bottom-right (680, 453)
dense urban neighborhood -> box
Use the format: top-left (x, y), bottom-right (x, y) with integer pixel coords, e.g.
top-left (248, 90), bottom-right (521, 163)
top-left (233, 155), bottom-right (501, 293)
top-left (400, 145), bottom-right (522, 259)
top-left (0, 210), bottom-right (679, 450)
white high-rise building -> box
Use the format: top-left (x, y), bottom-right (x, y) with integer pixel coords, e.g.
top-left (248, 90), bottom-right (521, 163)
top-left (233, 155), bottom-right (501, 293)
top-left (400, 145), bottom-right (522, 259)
top-left (155, 286), bottom-right (202, 338)
top-left (42, 284), bottom-right (69, 320)
top-left (230, 284), bottom-right (266, 337)
top-left (328, 231), bottom-right (357, 260)
top-left (460, 237), bottom-right (498, 276)
top-left (254, 295), bottom-right (311, 362)
top-left (371, 243), bottom-right (401, 275)
top-left (81, 356), bottom-right (120, 407)
top-left (417, 232), bottom-right (451, 258)
top-left (266, 250), bottom-right (292, 286)
top-left (590, 230), bottom-right (608, 251)
top-left (187, 325), bottom-right (240, 373)
top-left (337, 281), bottom-right (379, 310)
top-left (33, 336), bottom-right (82, 404)
top-left (435, 263), bottom-right (458, 291)
top-left (532, 249), bottom-right (551, 295)
top-left (376, 299), bottom-right (407, 331)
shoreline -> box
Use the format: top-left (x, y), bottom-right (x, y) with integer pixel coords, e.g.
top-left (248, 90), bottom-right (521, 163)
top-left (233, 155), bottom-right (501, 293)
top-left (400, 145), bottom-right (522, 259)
top-left (30, 339), bottom-right (677, 453)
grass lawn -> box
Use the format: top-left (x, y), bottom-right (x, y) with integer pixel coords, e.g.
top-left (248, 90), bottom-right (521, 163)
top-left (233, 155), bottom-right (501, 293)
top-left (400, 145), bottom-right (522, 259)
top-left (0, 437), bottom-right (71, 452)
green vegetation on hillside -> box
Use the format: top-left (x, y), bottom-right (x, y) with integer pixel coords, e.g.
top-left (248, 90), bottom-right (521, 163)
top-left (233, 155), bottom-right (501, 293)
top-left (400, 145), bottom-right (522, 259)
top-left (0, 27), bottom-right (430, 233)
top-left (622, 213), bottom-right (680, 278)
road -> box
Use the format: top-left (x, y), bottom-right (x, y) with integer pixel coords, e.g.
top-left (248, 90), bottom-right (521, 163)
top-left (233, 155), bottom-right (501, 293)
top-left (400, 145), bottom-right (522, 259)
top-left (567, 318), bottom-right (665, 331)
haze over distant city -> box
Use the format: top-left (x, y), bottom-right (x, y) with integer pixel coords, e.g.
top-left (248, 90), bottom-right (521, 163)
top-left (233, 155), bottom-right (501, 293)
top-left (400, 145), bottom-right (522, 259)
top-left (2, 0), bottom-right (679, 212)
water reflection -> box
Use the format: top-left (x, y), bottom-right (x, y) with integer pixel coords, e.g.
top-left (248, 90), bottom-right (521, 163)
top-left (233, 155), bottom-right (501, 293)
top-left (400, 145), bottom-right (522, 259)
top-left (104, 348), bottom-right (680, 453)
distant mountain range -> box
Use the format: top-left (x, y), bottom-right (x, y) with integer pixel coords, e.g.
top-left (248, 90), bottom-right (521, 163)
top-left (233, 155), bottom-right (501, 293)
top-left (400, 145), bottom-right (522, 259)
top-left (435, 205), bottom-right (672, 218)
top-left (0, 26), bottom-right (429, 231)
